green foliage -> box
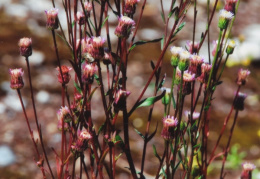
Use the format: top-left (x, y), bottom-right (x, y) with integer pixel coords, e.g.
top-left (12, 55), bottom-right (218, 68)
top-left (226, 144), bottom-right (246, 168)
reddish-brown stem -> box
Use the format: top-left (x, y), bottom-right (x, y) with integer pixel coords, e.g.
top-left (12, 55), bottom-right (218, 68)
top-left (25, 58), bottom-right (54, 179)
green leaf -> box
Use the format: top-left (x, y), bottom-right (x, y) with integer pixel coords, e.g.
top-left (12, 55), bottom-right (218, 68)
top-left (152, 145), bottom-right (161, 161)
top-left (172, 22), bottom-right (186, 38)
top-left (88, 19), bottom-right (96, 31)
top-left (129, 38), bottom-right (162, 52)
top-left (101, 16), bottom-right (109, 28)
top-left (134, 128), bottom-right (144, 139)
top-left (161, 35), bottom-right (165, 50)
top-left (168, 7), bottom-right (178, 18)
top-left (94, 74), bottom-right (100, 85)
top-left (137, 91), bottom-right (166, 108)
top-left (160, 11), bottom-right (165, 24)
top-left (157, 74), bottom-right (166, 92)
top-left (98, 122), bottom-right (105, 135)
top-left (88, 87), bottom-right (99, 101)
top-left (74, 81), bottom-right (82, 93)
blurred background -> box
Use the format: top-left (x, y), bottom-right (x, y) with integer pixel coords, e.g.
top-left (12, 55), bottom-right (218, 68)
top-left (0, 0), bottom-right (259, 178)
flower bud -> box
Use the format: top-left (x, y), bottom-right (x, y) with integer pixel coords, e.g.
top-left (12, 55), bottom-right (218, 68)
top-left (178, 50), bottom-right (190, 71)
top-left (236, 69), bottom-right (250, 86)
top-left (196, 63), bottom-right (212, 84)
top-left (160, 88), bottom-right (171, 105)
top-left (76, 11), bottom-right (86, 25)
top-left (18, 37), bottom-right (32, 57)
top-left (161, 115), bottom-right (178, 140)
top-left (56, 65), bottom-right (72, 84)
top-left (9, 68), bottom-right (24, 90)
top-left (218, 9), bottom-right (233, 30)
top-left (226, 39), bottom-right (236, 55)
top-left (115, 15), bottom-right (135, 38)
top-left (224, 0), bottom-right (238, 14)
top-left (170, 46), bottom-right (184, 67)
top-left (45, 8), bottom-right (59, 30)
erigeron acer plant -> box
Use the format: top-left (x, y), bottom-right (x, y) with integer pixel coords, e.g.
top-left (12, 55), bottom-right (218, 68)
top-left (9, 0), bottom-right (256, 178)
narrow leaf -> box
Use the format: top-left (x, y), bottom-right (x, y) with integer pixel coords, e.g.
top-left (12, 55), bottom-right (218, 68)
top-left (101, 16), bottom-right (109, 28)
top-left (94, 74), bottom-right (100, 85)
top-left (74, 81), bottom-right (82, 93)
top-left (147, 122), bottom-right (158, 142)
top-left (137, 91), bottom-right (165, 108)
top-left (129, 38), bottom-right (162, 52)
top-left (134, 128), bottom-right (144, 139)
top-left (152, 145), bottom-right (161, 161)
top-left (88, 87), bottom-right (99, 101)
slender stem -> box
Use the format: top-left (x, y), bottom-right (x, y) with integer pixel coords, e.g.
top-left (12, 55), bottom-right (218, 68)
top-left (167, 67), bottom-right (176, 114)
top-left (25, 58), bottom-right (54, 179)
top-left (220, 110), bottom-right (239, 178)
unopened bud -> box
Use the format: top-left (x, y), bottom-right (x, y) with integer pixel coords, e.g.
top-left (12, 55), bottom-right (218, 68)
top-left (18, 37), bottom-right (32, 57)
top-left (45, 8), bottom-right (59, 30)
top-left (9, 68), bottom-right (24, 90)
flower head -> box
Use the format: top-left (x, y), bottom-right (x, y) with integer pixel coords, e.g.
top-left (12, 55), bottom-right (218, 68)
top-left (189, 54), bottom-right (204, 75)
top-left (79, 130), bottom-right (92, 141)
top-left (161, 116), bottom-right (178, 140)
top-left (57, 106), bottom-right (72, 123)
top-left (82, 62), bottom-right (97, 83)
top-left (185, 111), bottom-right (200, 121)
top-left (212, 40), bottom-right (218, 57)
top-left (186, 41), bottom-right (200, 54)
top-left (226, 39), bottom-right (236, 55)
top-left (178, 50), bottom-right (191, 71)
top-left (88, 36), bottom-right (106, 60)
top-left (115, 15), bottom-right (135, 38)
top-left (124, 0), bottom-right (140, 15)
top-left (45, 8), bottom-right (59, 30)
top-left (84, 2), bottom-right (92, 15)
top-left (56, 65), bottom-right (72, 84)
top-left (236, 69), bottom-right (250, 86)
top-left (170, 46), bottom-right (184, 67)
top-left (9, 68), bottom-right (24, 89)
top-left (196, 63), bottom-right (212, 84)
top-left (18, 37), bottom-right (32, 57)
top-left (218, 9), bottom-right (234, 30)
top-left (160, 87), bottom-right (171, 105)
top-left (224, 0), bottom-right (238, 13)
top-left (241, 162), bottom-right (256, 179)
top-left (76, 11), bottom-right (85, 25)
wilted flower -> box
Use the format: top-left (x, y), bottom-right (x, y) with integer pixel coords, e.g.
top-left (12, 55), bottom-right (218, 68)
top-left (161, 115), bottom-right (178, 140)
top-left (236, 69), bottom-right (250, 86)
top-left (45, 8), bottom-right (59, 30)
top-left (170, 46), bottom-right (184, 67)
top-left (115, 15), bottom-right (135, 38)
top-left (241, 162), bottom-right (256, 179)
top-left (56, 65), bottom-right (72, 84)
top-left (18, 37), bottom-right (32, 57)
top-left (9, 68), bottom-right (24, 90)
top-left (124, 0), bottom-right (140, 15)
top-left (218, 9), bottom-right (234, 30)
top-left (234, 92), bottom-right (247, 111)
top-left (76, 11), bottom-right (85, 25)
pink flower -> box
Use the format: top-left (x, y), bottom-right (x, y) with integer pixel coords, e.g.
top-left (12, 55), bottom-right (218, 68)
top-left (124, 0), bottom-right (140, 15)
top-left (82, 62), bottom-right (97, 83)
top-left (9, 68), bottom-right (24, 89)
top-left (18, 37), bottom-right (32, 57)
top-left (76, 11), bottom-right (85, 25)
top-left (186, 41), bottom-right (200, 54)
top-left (45, 8), bottom-right (59, 30)
top-left (161, 116), bottom-right (178, 140)
top-left (115, 15), bottom-right (135, 38)
top-left (57, 106), bottom-right (72, 123)
top-left (56, 65), bottom-right (72, 84)
top-left (236, 69), bottom-right (250, 86)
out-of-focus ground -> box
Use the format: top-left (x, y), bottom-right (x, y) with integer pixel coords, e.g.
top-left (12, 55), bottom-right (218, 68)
top-left (0, 0), bottom-right (259, 178)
